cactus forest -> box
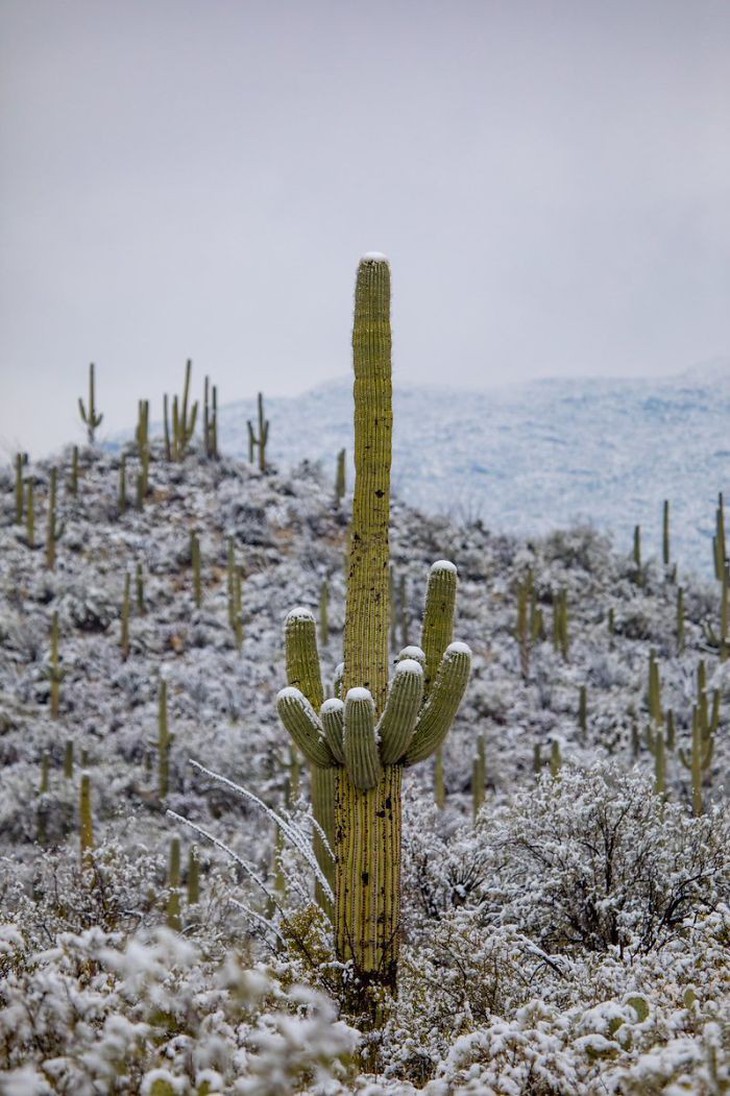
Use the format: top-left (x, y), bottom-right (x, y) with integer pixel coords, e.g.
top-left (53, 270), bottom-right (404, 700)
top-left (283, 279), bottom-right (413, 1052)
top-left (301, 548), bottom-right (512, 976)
top-left (1, 259), bottom-right (729, 1093)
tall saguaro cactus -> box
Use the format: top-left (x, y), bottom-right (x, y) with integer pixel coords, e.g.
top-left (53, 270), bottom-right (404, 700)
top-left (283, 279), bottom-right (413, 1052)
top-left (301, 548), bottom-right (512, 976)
top-left (276, 255), bottom-right (471, 1010)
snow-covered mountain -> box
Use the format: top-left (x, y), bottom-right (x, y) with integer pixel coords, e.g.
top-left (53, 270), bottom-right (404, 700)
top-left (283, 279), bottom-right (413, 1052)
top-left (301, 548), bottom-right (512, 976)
top-left (218, 361), bottom-right (730, 580)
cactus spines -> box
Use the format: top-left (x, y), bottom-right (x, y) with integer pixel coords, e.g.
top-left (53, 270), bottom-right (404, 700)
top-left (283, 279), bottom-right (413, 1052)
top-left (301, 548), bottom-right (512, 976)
top-left (78, 362), bottom-right (103, 444)
top-left (45, 467), bottom-right (64, 571)
top-left (248, 392), bottom-right (270, 472)
top-left (276, 256), bottom-right (471, 1008)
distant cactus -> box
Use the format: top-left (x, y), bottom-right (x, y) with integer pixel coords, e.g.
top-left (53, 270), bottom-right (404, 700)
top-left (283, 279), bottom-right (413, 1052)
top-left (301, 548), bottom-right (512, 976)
top-left (227, 538), bottom-right (244, 651)
top-left (79, 772), bottom-right (94, 864)
top-left (135, 562), bottom-right (146, 616)
top-left (120, 573), bottom-right (131, 660)
top-left (578, 684), bottom-right (588, 740)
top-left (166, 837), bottom-right (182, 931)
top-left (45, 467), bottom-right (64, 571)
top-left (191, 531), bottom-right (202, 608)
top-left (187, 845), bottom-right (200, 906)
top-left (14, 453), bottom-right (27, 522)
top-left (158, 679), bottom-right (172, 801)
top-left (78, 362), bottom-right (103, 444)
top-left (69, 445), bottom-right (79, 496)
top-left (203, 376), bottom-right (219, 459)
top-left (275, 257), bottom-right (471, 1011)
top-left (118, 455), bottom-right (128, 514)
top-left (46, 610), bottom-right (64, 719)
top-left (247, 392), bottom-right (269, 472)
top-left (136, 399), bottom-right (150, 507)
top-left (63, 739), bottom-right (74, 780)
top-left (662, 499), bottom-right (671, 569)
top-left (334, 447), bottom-right (346, 507)
top-left (679, 706), bottom-right (714, 816)
top-left (164, 360), bottom-right (199, 460)
top-left (552, 587), bottom-right (569, 660)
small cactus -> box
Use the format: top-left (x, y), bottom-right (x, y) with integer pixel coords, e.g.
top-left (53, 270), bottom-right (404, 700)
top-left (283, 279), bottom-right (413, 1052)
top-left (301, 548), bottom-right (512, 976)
top-left (79, 772), bottom-right (94, 864)
top-left (47, 611), bottom-right (64, 719)
top-left (334, 447), bottom-right (346, 507)
top-left (120, 573), bottom-right (131, 660)
top-left (164, 360), bottom-right (198, 460)
top-left (45, 467), bottom-right (64, 571)
top-left (203, 376), bottom-right (219, 459)
top-left (166, 837), bottom-right (182, 931)
top-left (247, 392), bottom-right (269, 472)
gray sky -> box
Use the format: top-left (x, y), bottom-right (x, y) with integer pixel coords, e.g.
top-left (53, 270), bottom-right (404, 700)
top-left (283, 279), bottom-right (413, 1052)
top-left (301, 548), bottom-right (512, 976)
top-left (2, 0), bottom-right (729, 459)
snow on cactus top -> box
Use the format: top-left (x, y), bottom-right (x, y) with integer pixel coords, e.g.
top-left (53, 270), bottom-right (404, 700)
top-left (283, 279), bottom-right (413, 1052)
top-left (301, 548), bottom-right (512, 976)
top-left (394, 658), bottom-right (424, 677)
top-left (361, 251), bottom-right (388, 262)
top-left (430, 560), bottom-right (458, 575)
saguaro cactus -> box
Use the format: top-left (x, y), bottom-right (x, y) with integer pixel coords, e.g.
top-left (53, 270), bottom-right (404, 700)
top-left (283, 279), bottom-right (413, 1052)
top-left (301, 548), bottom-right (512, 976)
top-left (276, 256), bottom-right (471, 1010)
top-left (78, 362), bottom-right (103, 444)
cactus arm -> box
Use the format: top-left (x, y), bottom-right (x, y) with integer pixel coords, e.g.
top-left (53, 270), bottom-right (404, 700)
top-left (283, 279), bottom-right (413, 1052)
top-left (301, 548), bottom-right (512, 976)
top-left (276, 687), bottom-right (334, 768)
top-left (321, 698), bottom-right (346, 763)
top-left (404, 642), bottom-right (472, 764)
top-left (420, 560), bottom-right (457, 695)
top-left (284, 608), bottom-right (324, 710)
top-left (343, 688), bottom-right (382, 790)
top-left (377, 658), bottom-right (424, 764)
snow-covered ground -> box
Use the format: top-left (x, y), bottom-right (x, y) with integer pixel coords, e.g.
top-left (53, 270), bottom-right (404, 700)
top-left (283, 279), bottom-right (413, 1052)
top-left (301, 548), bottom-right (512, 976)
top-left (1, 430), bottom-right (728, 1092)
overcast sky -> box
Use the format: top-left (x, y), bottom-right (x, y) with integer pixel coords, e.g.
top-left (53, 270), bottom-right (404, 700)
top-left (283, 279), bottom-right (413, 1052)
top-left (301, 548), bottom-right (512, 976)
top-left (2, 0), bottom-right (729, 459)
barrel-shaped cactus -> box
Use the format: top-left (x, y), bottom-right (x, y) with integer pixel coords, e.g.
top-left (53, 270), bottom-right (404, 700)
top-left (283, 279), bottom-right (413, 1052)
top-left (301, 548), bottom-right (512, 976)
top-left (276, 256), bottom-right (471, 1007)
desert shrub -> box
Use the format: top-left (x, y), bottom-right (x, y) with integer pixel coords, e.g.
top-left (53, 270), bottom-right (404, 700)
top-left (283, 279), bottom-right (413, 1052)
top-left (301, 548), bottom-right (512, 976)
top-left (490, 764), bottom-right (730, 955)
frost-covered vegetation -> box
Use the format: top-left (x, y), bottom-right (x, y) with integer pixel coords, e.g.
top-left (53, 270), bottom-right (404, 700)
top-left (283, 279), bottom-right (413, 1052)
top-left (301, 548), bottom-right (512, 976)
top-left (1, 417), bottom-right (729, 1091)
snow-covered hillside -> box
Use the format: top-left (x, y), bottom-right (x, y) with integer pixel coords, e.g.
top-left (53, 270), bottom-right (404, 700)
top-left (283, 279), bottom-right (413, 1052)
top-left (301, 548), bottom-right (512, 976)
top-left (211, 361), bottom-right (730, 580)
top-left (1, 438), bottom-right (728, 1092)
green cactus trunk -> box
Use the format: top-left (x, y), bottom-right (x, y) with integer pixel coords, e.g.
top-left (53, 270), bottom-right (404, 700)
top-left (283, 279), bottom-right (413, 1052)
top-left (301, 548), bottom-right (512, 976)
top-left (336, 257), bottom-right (394, 992)
top-left (276, 256), bottom-right (471, 1025)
